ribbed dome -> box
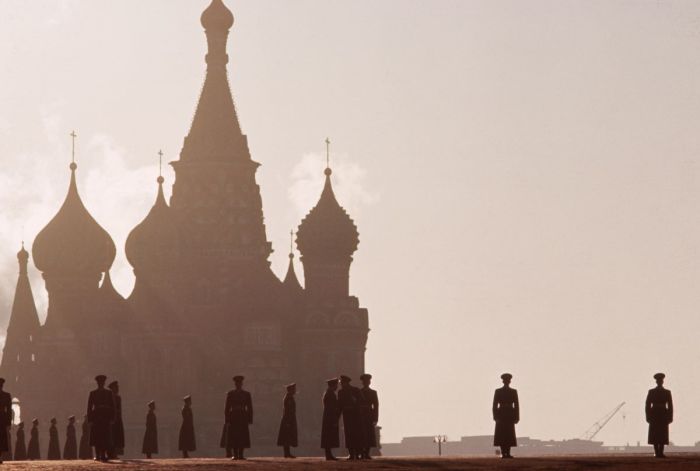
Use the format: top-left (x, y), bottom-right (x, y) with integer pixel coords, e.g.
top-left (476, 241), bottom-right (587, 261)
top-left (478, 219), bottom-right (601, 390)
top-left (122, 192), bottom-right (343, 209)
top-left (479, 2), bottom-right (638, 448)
top-left (125, 178), bottom-right (179, 271)
top-left (201, 0), bottom-right (234, 31)
top-left (297, 169), bottom-right (359, 260)
top-left (32, 164), bottom-right (116, 275)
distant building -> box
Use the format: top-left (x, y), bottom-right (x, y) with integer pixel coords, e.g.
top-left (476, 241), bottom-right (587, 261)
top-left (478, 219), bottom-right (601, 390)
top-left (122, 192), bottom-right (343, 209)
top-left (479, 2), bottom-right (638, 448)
top-left (0, 0), bottom-right (369, 457)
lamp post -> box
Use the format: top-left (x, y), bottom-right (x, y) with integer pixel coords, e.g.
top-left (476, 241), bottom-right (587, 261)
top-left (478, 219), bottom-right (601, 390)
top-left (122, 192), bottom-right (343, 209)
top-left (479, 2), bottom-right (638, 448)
top-left (433, 435), bottom-right (448, 456)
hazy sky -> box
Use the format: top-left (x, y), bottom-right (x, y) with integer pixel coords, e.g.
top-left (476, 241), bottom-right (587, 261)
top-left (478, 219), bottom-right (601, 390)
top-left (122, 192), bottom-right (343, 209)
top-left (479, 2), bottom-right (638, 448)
top-left (2, 0), bottom-right (700, 447)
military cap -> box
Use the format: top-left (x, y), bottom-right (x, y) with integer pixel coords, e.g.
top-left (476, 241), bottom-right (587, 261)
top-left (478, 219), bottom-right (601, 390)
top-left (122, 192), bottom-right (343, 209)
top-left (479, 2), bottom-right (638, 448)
top-left (183, 395), bottom-right (192, 401)
top-left (286, 383), bottom-right (296, 391)
top-left (68, 415), bottom-right (75, 421)
top-left (233, 375), bottom-right (245, 382)
top-left (148, 400), bottom-right (156, 407)
top-left (501, 373), bottom-right (513, 381)
top-left (0, 378), bottom-right (5, 385)
top-left (95, 374), bottom-right (107, 382)
top-left (108, 380), bottom-right (119, 390)
top-left (326, 378), bottom-right (339, 386)
top-left (339, 375), bottom-right (352, 383)
top-left (32, 418), bottom-right (39, 425)
top-left (654, 372), bottom-right (665, 380)
top-left (360, 374), bottom-right (372, 381)
top-left (50, 417), bottom-right (57, 424)
top-left (17, 422), bottom-right (24, 427)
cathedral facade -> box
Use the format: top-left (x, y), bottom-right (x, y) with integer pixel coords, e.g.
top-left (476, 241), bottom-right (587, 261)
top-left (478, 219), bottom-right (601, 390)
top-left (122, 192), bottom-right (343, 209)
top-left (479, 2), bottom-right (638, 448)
top-left (1, 0), bottom-right (369, 457)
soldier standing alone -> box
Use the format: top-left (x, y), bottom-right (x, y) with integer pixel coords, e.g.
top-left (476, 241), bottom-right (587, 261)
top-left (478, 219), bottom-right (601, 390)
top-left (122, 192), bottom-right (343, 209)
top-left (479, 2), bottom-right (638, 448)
top-left (493, 373), bottom-right (519, 459)
top-left (47, 417), bottom-right (61, 460)
top-left (14, 422), bottom-right (26, 461)
top-left (646, 373), bottom-right (673, 458)
top-left (338, 375), bottom-right (362, 460)
top-left (142, 401), bottom-right (158, 459)
top-left (225, 376), bottom-right (253, 461)
top-left (321, 378), bottom-right (341, 461)
top-left (358, 374), bottom-right (379, 460)
top-left (27, 419), bottom-right (40, 460)
top-left (86, 374), bottom-right (115, 462)
top-left (63, 416), bottom-right (78, 460)
top-left (0, 378), bottom-right (12, 464)
top-left (178, 396), bottom-right (196, 458)
top-left (276, 383), bottom-right (298, 458)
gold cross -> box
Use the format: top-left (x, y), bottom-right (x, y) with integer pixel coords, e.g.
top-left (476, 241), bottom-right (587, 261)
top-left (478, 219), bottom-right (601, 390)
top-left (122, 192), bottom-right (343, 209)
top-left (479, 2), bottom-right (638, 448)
top-left (70, 130), bottom-right (77, 163)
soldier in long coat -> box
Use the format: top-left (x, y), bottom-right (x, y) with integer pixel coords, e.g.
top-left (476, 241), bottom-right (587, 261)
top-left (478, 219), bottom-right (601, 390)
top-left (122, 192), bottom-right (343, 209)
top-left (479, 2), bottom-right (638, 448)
top-left (108, 381), bottom-right (125, 458)
top-left (27, 419), bottom-right (40, 460)
top-left (63, 416), bottom-right (78, 460)
top-left (0, 378), bottom-right (12, 463)
top-left (358, 374), bottom-right (379, 460)
top-left (493, 373), bottom-right (519, 459)
top-left (14, 422), bottom-right (26, 461)
top-left (78, 416), bottom-right (92, 459)
top-left (277, 383), bottom-right (298, 458)
top-left (337, 375), bottom-right (362, 460)
top-left (178, 396), bottom-right (196, 458)
top-left (47, 418), bottom-right (61, 460)
top-left (142, 401), bottom-right (158, 458)
top-left (321, 378), bottom-right (341, 461)
top-left (225, 376), bottom-right (253, 461)
top-left (646, 373), bottom-right (673, 458)
top-left (86, 374), bottom-right (115, 462)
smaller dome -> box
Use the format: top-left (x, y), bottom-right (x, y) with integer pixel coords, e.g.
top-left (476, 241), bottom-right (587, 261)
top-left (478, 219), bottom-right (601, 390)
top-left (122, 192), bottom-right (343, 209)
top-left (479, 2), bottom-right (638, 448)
top-left (125, 178), bottom-right (179, 272)
top-left (32, 164), bottom-right (116, 275)
top-left (201, 0), bottom-right (234, 31)
top-left (297, 169), bottom-right (359, 261)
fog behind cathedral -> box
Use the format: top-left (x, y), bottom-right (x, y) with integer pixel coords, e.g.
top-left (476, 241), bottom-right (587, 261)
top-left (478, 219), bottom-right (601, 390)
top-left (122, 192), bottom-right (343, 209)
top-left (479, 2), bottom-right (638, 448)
top-left (1, 0), bottom-right (700, 449)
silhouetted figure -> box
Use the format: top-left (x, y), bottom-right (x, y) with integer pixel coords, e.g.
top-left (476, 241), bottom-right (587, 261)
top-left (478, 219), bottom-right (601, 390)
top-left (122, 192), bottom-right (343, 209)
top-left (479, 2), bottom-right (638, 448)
top-left (63, 416), bottom-right (78, 460)
top-left (338, 375), bottom-right (362, 460)
top-left (47, 417), bottom-right (61, 460)
top-left (359, 374), bottom-right (379, 459)
top-left (493, 373), bottom-right (519, 459)
top-left (107, 381), bottom-right (124, 459)
top-left (225, 375), bottom-right (253, 460)
top-left (0, 378), bottom-right (12, 463)
top-left (646, 373), bottom-right (673, 458)
top-left (321, 378), bottom-right (341, 461)
top-left (27, 419), bottom-right (40, 460)
top-left (142, 401), bottom-right (158, 459)
top-left (219, 423), bottom-right (232, 458)
top-left (78, 416), bottom-right (92, 459)
top-left (178, 396), bottom-right (196, 458)
top-left (14, 423), bottom-right (26, 461)
top-left (87, 374), bottom-right (115, 462)
top-left (277, 383), bottom-right (298, 458)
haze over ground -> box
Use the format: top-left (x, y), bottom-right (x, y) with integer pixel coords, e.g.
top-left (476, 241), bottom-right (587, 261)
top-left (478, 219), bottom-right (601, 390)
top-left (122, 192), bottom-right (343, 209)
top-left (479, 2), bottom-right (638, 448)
top-left (1, 0), bottom-right (700, 448)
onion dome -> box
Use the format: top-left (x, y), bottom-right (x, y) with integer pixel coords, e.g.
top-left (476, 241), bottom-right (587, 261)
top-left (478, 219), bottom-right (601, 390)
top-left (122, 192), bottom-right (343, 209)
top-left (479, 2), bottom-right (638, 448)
top-left (201, 0), bottom-right (234, 31)
top-left (32, 163), bottom-right (116, 275)
top-left (297, 168), bottom-right (359, 260)
top-left (125, 176), bottom-right (179, 272)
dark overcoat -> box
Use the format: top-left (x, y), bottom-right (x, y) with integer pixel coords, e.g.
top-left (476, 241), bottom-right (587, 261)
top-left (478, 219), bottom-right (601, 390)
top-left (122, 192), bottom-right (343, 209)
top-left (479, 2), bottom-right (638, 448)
top-left (14, 427), bottom-right (26, 461)
top-left (47, 424), bottom-right (61, 460)
top-left (646, 387), bottom-right (673, 445)
top-left (225, 389), bottom-right (253, 449)
top-left (178, 406), bottom-right (196, 452)
top-left (110, 394), bottom-right (125, 454)
top-left (87, 388), bottom-right (115, 449)
top-left (321, 390), bottom-right (341, 449)
top-left (276, 393), bottom-right (298, 447)
top-left (142, 411), bottom-right (158, 455)
top-left (27, 424), bottom-right (40, 460)
top-left (338, 386), bottom-right (362, 449)
top-left (0, 390), bottom-right (12, 453)
top-left (63, 423), bottom-right (78, 460)
top-left (78, 421), bottom-right (92, 459)
top-left (359, 387), bottom-right (379, 448)
top-left (493, 386), bottom-right (519, 447)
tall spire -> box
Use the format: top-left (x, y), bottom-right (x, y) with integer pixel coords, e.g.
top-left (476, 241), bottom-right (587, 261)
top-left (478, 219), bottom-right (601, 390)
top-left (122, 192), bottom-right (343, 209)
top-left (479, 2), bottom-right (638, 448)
top-left (283, 230), bottom-right (303, 292)
top-left (180, 0), bottom-right (248, 163)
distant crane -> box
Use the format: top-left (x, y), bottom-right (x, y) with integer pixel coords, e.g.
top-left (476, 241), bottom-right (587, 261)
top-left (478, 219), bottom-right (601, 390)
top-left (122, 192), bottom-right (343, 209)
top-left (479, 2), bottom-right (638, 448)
top-left (581, 402), bottom-right (626, 441)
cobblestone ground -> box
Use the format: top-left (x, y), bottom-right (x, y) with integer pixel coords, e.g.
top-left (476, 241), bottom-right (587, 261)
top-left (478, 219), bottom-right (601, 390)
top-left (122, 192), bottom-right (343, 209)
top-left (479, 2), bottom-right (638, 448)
top-left (0, 456), bottom-right (697, 470)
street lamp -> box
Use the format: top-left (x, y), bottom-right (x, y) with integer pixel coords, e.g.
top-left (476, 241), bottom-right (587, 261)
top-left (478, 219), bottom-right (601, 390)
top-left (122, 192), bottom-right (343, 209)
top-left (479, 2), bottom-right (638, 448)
top-left (433, 435), bottom-right (448, 456)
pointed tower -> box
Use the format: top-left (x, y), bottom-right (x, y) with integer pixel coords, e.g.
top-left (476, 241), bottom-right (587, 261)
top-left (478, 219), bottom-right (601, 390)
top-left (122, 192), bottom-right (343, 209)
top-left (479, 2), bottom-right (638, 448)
top-left (296, 162), bottom-right (360, 301)
top-left (170, 0), bottom-right (272, 269)
top-left (32, 161), bottom-right (116, 329)
top-left (283, 231), bottom-right (303, 294)
top-left (0, 244), bottom-right (41, 387)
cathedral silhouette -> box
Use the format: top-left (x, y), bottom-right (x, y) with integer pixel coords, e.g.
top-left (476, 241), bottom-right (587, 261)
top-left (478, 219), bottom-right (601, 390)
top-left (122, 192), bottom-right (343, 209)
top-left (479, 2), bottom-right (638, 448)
top-left (0, 0), bottom-right (369, 457)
